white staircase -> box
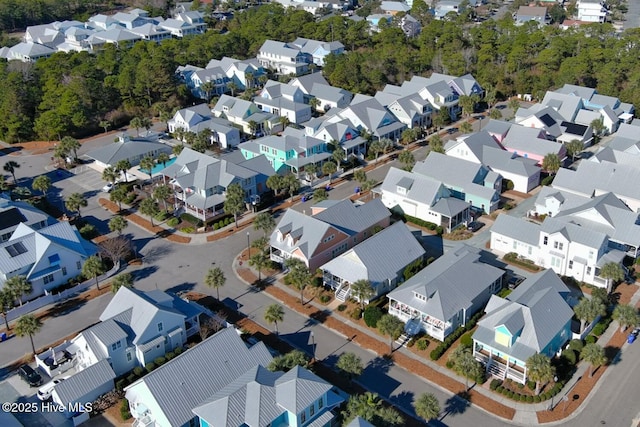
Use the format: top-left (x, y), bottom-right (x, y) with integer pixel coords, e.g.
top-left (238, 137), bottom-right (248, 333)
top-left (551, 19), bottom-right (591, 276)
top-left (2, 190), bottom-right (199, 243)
top-left (336, 285), bottom-right (350, 302)
top-left (487, 361), bottom-right (506, 380)
top-left (395, 333), bottom-right (410, 347)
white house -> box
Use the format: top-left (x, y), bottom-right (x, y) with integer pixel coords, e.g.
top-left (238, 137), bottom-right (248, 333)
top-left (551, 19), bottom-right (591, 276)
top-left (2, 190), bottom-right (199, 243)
top-left (0, 195), bottom-right (55, 242)
top-left (576, 0), bottom-right (608, 22)
top-left (85, 134), bottom-right (173, 171)
top-left (255, 80), bottom-right (312, 124)
top-left (71, 287), bottom-right (204, 376)
top-left (212, 95), bottom-right (279, 136)
top-left (0, 222), bottom-right (97, 300)
top-left (168, 104), bottom-right (241, 149)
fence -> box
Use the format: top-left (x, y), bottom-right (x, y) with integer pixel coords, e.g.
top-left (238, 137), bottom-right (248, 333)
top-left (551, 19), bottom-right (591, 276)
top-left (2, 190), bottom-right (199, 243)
top-left (5, 262), bottom-right (120, 323)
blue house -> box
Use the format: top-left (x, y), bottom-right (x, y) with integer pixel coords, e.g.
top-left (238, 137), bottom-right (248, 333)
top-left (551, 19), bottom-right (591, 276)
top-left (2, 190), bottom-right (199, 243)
top-left (193, 365), bottom-right (344, 427)
top-left (472, 269), bottom-right (574, 384)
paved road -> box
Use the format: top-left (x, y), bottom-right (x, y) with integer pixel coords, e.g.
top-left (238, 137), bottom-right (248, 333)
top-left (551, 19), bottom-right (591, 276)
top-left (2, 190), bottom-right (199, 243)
top-left (624, 0), bottom-right (640, 29)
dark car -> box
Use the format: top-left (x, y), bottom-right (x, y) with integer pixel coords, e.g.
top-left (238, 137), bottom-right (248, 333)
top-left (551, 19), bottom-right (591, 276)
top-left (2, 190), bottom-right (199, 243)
top-left (467, 221), bottom-right (485, 232)
top-left (447, 127), bottom-right (458, 135)
top-left (507, 276), bottom-right (525, 290)
top-left (18, 365), bottom-right (43, 387)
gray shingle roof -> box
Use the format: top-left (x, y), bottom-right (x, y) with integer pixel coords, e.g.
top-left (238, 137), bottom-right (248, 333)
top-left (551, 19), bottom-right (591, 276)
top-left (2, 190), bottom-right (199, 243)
top-left (86, 139), bottom-right (172, 166)
top-left (320, 222), bottom-right (425, 286)
top-left (313, 199), bottom-right (390, 235)
top-left (270, 209), bottom-right (337, 259)
top-left (54, 359), bottom-right (115, 404)
top-left (491, 214), bottom-right (539, 246)
top-left (502, 124), bottom-right (563, 158)
top-left (125, 328), bottom-right (273, 427)
top-left (473, 269), bottom-right (574, 362)
top-left (387, 245), bottom-right (504, 321)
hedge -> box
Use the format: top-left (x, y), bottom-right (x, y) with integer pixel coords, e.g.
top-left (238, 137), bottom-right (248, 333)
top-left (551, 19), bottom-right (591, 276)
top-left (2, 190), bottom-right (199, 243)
top-left (120, 399), bottom-right (132, 420)
top-left (429, 311), bottom-right (484, 360)
top-left (490, 379), bottom-right (502, 390)
top-left (363, 306), bottom-right (384, 327)
top-left (416, 338), bottom-right (429, 351)
top-left (167, 217), bottom-right (180, 227)
top-left (180, 212), bottom-right (203, 227)
top-left (401, 214), bottom-right (444, 235)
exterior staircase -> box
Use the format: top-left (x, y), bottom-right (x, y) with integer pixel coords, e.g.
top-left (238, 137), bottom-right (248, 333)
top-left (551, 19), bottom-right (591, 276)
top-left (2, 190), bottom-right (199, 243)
top-left (395, 333), bottom-right (410, 348)
top-left (487, 360), bottom-right (506, 380)
top-left (336, 286), bottom-right (350, 302)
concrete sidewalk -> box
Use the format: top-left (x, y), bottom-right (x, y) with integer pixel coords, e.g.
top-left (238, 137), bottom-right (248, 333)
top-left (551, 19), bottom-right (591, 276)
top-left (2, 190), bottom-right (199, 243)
top-left (233, 255), bottom-right (640, 424)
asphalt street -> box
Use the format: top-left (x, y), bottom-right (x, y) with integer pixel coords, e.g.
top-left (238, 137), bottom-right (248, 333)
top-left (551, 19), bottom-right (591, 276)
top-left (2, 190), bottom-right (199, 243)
top-left (1, 123), bottom-right (640, 426)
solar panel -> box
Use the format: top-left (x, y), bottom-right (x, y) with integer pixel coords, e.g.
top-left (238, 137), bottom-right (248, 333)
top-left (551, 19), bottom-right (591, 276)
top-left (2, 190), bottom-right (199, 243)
top-left (5, 241), bottom-right (27, 257)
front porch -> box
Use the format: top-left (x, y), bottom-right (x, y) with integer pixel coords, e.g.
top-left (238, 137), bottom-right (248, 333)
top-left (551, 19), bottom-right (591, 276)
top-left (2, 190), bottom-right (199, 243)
top-left (474, 346), bottom-right (526, 384)
top-left (388, 299), bottom-right (451, 341)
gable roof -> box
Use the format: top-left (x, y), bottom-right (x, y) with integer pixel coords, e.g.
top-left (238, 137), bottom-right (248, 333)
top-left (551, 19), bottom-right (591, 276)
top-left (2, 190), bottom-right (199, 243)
top-left (86, 138), bottom-right (171, 166)
top-left (381, 167), bottom-right (445, 207)
top-left (490, 214), bottom-right (539, 246)
top-left (313, 199), bottom-right (390, 235)
top-left (54, 359), bottom-right (115, 404)
top-left (387, 245), bottom-right (504, 321)
top-left (320, 221), bottom-right (425, 284)
top-left (125, 328), bottom-right (273, 427)
top-left (553, 160), bottom-right (640, 203)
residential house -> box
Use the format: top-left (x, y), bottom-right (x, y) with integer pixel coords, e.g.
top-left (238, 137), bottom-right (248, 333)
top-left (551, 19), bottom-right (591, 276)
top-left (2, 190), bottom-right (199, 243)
top-left (515, 105), bottom-right (565, 140)
top-left (412, 153), bottom-right (502, 213)
top-left (399, 14), bottom-right (422, 37)
top-left (514, 6), bottom-right (551, 25)
top-left (51, 359), bottom-right (116, 418)
top-left (161, 147), bottom-right (274, 220)
top-left (434, 0), bottom-right (465, 20)
top-left (159, 11), bottom-right (206, 37)
top-left (270, 199), bottom-right (391, 271)
top-left (206, 56), bottom-right (267, 91)
top-left (606, 123), bottom-right (640, 153)
top-left (86, 28), bottom-right (142, 49)
top-left (321, 221), bottom-right (426, 302)
top-left (445, 131), bottom-right (541, 193)
top-left (326, 96), bottom-right (406, 141)
top-left (87, 14), bottom-right (116, 30)
top-left (366, 14), bottom-right (393, 30)
top-left (192, 365), bottom-right (344, 427)
top-left (257, 40), bottom-right (309, 75)
top-left (212, 95), bottom-right (279, 136)
top-left (388, 244), bottom-right (505, 340)
top-left (555, 83), bottom-right (635, 124)
top-left (501, 124), bottom-right (566, 165)
top-left (576, 0), bottom-right (608, 22)
top-left (86, 134), bottom-right (173, 171)
top-left (472, 269), bottom-right (574, 384)
top-left (0, 222), bottom-right (97, 300)
top-left (482, 120), bottom-right (513, 144)
top-left (540, 91), bottom-right (584, 123)
top-left (125, 328), bottom-right (273, 427)
top-left (0, 195), bottom-right (55, 243)
top-left (380, 1), bottom-right (411, 15)
top-left (255, 80), bottom-right (312, 124)
top-left (290, 37), bottom-right (345, 67)
top-left (378, 167), bottom-right (471, 231)
top-left (289, 72), bottom-right (353, 112)
top-left (6, 42), bottom-right (55, 62)
top-left (111, 11), bottom-right (152, 29)
top-left (70, 286), bottom-right (204, 376)
top-left (168, 104), bottom-right (241, 149)
top-left (303, 119), bottom-right (367, 159)
top-left (239, 127), bottom-right (331, 175)
top-left (386, 93), bottom-right (433, 129)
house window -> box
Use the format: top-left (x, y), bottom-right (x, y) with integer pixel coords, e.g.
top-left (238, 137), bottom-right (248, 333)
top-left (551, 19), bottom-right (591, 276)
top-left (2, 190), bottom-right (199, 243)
top-left (157, 322), bottom-right (163, 332)
top-left (543, 236), bottom-right (548, 245)
top-left (310, 404), bottom-right (315, 417)
top-left (587, 267), bottom-right (592, 275)
top-left (513, 241), bottom-right (517, 250)
top-left (318, 397), bottom-right (324, 409)
top-left (43, 274), bottom-right (54, 284)
top-left (569, 260), bottom-right (573, 269)
top-left (588, 251), bottom-right (594, 259)
top-left (77, 261), bottom-right (82, 270)
top-left (62, 267), bottom-right (67, 276)
top-left (554, 241), bottom-right (563, 250)
top-left (127, 352), bottom-right (132, 362)
top-left (112, 341), bottom-right (119, 351)
top-left (301, 410), bottom-right (306, 423)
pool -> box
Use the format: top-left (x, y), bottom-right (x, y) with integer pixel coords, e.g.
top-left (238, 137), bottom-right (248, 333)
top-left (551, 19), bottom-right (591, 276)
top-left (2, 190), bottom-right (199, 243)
top-left (139, 157), bottom-right (177, 175)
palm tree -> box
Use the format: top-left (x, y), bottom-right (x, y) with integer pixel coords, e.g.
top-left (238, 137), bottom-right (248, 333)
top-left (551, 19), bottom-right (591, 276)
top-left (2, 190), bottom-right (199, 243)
top-left (249, 251), bottom-right (269, 281)
top-left (82, 256), bottom-right (106, 290)
top-left (200, 81), bottom-right (216, 102)
top-left (253, 212), bottom-right (275, 237)
top-left (245, 72), bottom-right (254, 89)
top-left (110, 185), bottom-right (128, 212)
top-left (368, 140), bottom-right (385, 163)
top-left (65, 192), bottom-right (88, 218)
top-left (108, 216), bottom-right (128, 235)
top-left (111, 273), bottom-right (134, 293)
top-left (102, 166), bottom-right (118, 185)
top-left (284, 258), bottom-right (312, 304)
top-left (309, 97), bottom-right (320, 112)
top-left (4, 275), bottom-right (32, 306)
top-left (599, 262), bottom-right (625, 287)
top-left (130, 117), bottom-right (143, 136)
top-left (332, 146), bottom-right (346, 169)
top-left (153, 184), bottom-right (172, 212)
top-left (139, 198), bottom-right (160, 226)
top-left (612, 304), bottom-right (640, 332)
top-left (0, 175), bottom-right (8, 191)
top-left (377, 314), bottom-right (404, 353)
top-left (264, 303), bottom-right (284, 335)
top-left (448, 345), bottom-right (483, 391)
top-left (489, 108), bottom-right (503, 120)
top-left (574, 297), bottom-right (607, 333)
top-left (227, 81), bottom-right (238, 97)
top-left (304, 163), bottom-right (318, 186)
top-left (542, 152), bottom-right (561, 175)
top-left (204, 267), bottom-right (226, 301)
top-left (278, 115), bottom-right (290, 130)
top-left (224, 183), bottom-right (246, 228)
top-left (336, 352), bottom-right (363, 380)
top-left (0, 288), bottom-right (14, 330)
top-left (398, 150), bottom-right (415, 171)
top-left (414, 393), bottom-right (440, 423)
top-left (32, 175), bottom-right (51, 199)
top-left (99, 120), bottom-right (110, 133)
top-left (458, 95), bottom-right (475, 118)
top-left (115, 159), bottom-right (131, 183)
top-left (322, 161), bottom-right (337, 184)
top-left (157, 152), bottom-right (171, 169)
top-left (342, 392), bottom-right (403, 426)
top-left (283, 174), bottom-right (300, 202)
top-left (61, 136), bottom-right (81, 161)
top-left (173, 143), bottom-right (185, 156)
top-left (566, 139), bottom-right (584, 162)
top-left (140, 155), bottom-right (156, 181)
top-left (581, 343), bottom-right (607, 377)
top-left (526, 353), bottom-right (554, 395)
top-left (508, 98), bottom-right (521, 113)
top-left (15, 314), bottom-right (42, 355)
top-left (3, 160), bottom-right (20, 183)
top-left (351, 279), bottom-right (375, 310)
top-left (459, 121), bottom-right (473, 134)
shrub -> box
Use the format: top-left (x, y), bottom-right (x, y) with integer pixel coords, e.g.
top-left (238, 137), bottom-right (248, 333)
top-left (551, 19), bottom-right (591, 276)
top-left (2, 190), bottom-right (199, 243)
top-left (490, 379), bottom-right (502, 391)
top-left (562, 348), bottom-right (577, 365)
top-left (213, 222), bottom-right (220, 230)
top-left (154, 356), bottom-right (167, 366)
top-left (182, 226), bottom-right (194, 233)
top-left (517, 382), bottom-right (524, 389)
top-left (363, 306), bottom-right (384, 327)
top-left (445, 360), bottom-right (454, 369)
top-left (133, 366), bottom-right (145, 377)
top-left (407, 336), bottom-right (417, 347)
top-left (541, 175), bottom-right (555, 186)
top-left (165, 351), bottom-right (175, 360)
top-left (124, 193), bottom-right (136, 204)
top-left (337, 304), bottom-right (347, 312)
top-left (145, 362), bottom-right (156, 372)
top-left (541, 392), bottom-right (550, 401)
top-left (507, 390), bottom-right (514, 398)
top-left (519, 394), bottom-right (527, 402)
top-left (180, 212), bottom-right (203, 227)
top-left (167, 217), bottom-right (180, 227)
top-left (527, 380), bottom-right (537, 391)
top-left (460, 333), bottom-right (473, 348)
top-left (435, 226), bottom-right (444, 235)
top-left (592, 322), bottom-right (606, 336)
top-left (154, 211), bottom-right (169, 221)
top-left (533, 395), bottom-right (541, 403)
top-left (416, 338), bottom-right (429, 351)
top-left (350, 308), bottom-right (363, 320)
top-left (496, 386), bottom-right (504, 393)
top-left (430, 348), bottom-right (444, 360)
top-left (319, 294), bottom-right (331, 304)
top-left (568, 339), bottom-right (584, 353)
top-left (79, 223), bottom-right (98, 239)
top-left (115, 378), bottom-right (127, 392)
top-left (120, 399), bottom-right (132, 420)
top-left (126, 373), bottom-right (136, 384)
top-left (174, 347), bottom-right (183, 355)
top-left (585, 334), bottom-right (597, 344)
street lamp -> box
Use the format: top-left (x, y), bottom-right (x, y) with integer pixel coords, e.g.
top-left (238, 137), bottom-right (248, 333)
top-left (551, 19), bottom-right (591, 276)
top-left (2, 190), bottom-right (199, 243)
top-left (310, 331), bottom-right (315, 361)
top-left (247, 231), bottom-right (251, 259)
top-left (549, 376), bottom-right (558, 411)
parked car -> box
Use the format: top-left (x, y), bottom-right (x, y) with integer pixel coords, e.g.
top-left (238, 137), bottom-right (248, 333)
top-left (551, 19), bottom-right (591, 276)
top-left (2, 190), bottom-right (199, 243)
top-left (467, 221), bottom-right (485, 232)
top-left (102, 182), bottom-right (114, 192)
top-left (507, 275), bottom-right (525, 290)
top-left (18, 365), bottom-right (43, 387)
top-left (37, 378), bottom-right (65, 401)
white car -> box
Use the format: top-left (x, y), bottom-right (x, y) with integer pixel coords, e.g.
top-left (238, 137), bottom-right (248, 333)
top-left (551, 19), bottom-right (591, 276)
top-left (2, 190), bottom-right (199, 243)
top-left (102, 182), bottom-right (114, 192)
top-left (37, 378), bottom-right (65, 401)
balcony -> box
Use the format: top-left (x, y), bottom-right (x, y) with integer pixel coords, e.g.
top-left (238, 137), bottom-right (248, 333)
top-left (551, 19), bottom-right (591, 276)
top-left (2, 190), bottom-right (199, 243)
top-left (133, 415), bottom-right (154, 427)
